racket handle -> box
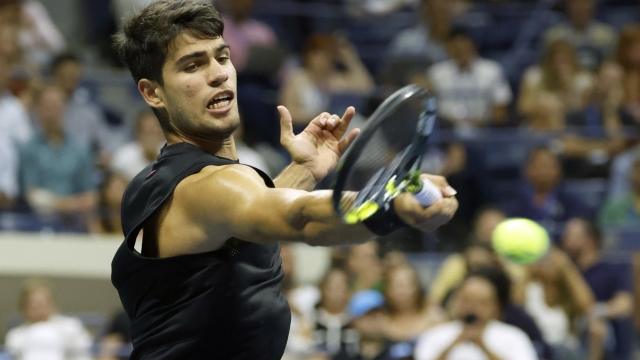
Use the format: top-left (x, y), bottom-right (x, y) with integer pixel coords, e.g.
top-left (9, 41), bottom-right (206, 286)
top-left (412, 178), bottom-right (442, 206)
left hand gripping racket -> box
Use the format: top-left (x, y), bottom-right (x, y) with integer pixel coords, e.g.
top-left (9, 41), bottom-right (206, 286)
top-left (332, 84), bottom-right (441, 224)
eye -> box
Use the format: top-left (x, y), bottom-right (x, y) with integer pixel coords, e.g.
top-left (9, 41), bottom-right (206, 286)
top-left (184, 64), bottom-right (199, 72)
top-left (217, 57), bottom-right (229, 64)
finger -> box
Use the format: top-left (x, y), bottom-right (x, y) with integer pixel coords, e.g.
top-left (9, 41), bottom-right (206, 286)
top-left (333, 106), bottom-right (356, 139)
top-left (309, 112), bottom-right (331, 128)
top-left (326, 114), bottom-right (341, 131)
top-left (337, 128), bottom-right (360, 155)
top-left (278, 106), bottom-right (294, 145)
top-left (421, 174), bottom-right (456, 197)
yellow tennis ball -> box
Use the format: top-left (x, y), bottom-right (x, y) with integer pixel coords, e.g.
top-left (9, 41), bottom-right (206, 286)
top-left (492, 218), bottom-right (550, 264)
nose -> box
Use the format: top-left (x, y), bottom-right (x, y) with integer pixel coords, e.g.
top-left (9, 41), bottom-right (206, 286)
top-left (207, 61), bottom-right (229, 88)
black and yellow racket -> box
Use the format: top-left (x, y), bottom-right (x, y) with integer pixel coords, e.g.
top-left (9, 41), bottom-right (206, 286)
top-left (332, 84), bottom-right (441, 224)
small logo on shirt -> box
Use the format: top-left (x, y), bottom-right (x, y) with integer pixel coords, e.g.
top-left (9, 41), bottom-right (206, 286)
top-left (146, 169), bottom-right (157, 178)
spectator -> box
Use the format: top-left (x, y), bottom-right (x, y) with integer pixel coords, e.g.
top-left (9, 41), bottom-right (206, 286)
top-left (332, 290), bottom-right (403, 360)
top-left (617, 25), bottom-right (640, 124)
top-left (109, 109), bottom-right (163, 181)
top-left (600, 156), bottom-right (640, 229)
top-left (0, 0), bottom-right (66, 66)
top-left (414, 275), bottom-right (537, 360)
top-left (218, 0), bottom-right (277, 72)
top-left (383, 264), bottom-right (444, 343)
top-left (279, 35), bottom-right (374, 131)
top-left (20, 85), bottom-right (96, 217)
top-left (0, 53), bottom-right (32, 146)
top-left (518, 40), bottom-right (594, 121)
top-left (562, 218), bottom-right (635, 360)
top-left (5, 279), bottom-right (93, 360)
top-left (91, 172), bottom-right (128, 235)
top-left (0, 132), bottom-right (18, 209)
top-left (471, 267), bottom-right (553, 360)
top-left (524, 247), bottom-right (596, 359)
top-left (427, 29), bottom-right (512, 129)
top-left (51, 52), bottom-right (127, 160)
top-left (234, 122), bottom-right (275, 177)
top-left (386, 0), bottom-right (451, 65)
top-left (312, 268), bottom-right (357, 356)
top-left (543, 0), bottom-right (617, 71)
top-left (503, 146), bottom-right (590, 225)
top-left (346, 242), bottom-right (385, 293)
top-left (97, 310), bottom-right (131, 360)
top-left (429, 207), bottom-right (528, 305)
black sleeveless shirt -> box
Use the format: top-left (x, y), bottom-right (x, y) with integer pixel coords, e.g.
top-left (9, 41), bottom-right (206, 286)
top-left (111, 142), bottom-right (291, 360)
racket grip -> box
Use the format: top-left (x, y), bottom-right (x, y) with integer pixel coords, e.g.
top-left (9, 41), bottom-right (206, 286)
top-left (412, 178), bottom-right (442, 206)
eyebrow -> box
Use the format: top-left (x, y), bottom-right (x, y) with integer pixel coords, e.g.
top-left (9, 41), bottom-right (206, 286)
top-left (175, 44), bottom-right (231, 66)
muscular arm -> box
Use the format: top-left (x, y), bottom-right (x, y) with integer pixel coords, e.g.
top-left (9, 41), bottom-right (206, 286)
top-left (273, 163), bottom-right (317, 191)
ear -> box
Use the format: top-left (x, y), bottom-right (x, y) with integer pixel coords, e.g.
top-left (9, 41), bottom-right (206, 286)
top-left (138, 79), bottom-right (165, 111)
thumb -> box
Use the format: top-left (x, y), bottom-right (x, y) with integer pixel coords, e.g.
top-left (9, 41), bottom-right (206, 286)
top-left (278, 105), bottom-right (294, 146)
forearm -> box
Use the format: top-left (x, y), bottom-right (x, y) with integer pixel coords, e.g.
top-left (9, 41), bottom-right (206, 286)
top-left (274, 163), bottom-right (318, 191)
top-left (562, 265), bottom-right (595, 313)
top-left (602, 292), bottom-right (634, 319)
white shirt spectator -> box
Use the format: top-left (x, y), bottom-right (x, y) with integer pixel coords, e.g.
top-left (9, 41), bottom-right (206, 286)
top-left (0, 132), bottom-right (18, 199)
top-left (388, 24), bottom-right (449, 65)
top-left (0, 91), bottom-right (32, 145)
top-left (237, 141), bottom-right (272, 177)
top-left (5, 315), bottom-right (93, 360)
top-left (428, 58), bottom-right (512, 128)
top-left (524, 281), bottom-right (572, 346)
top-left (415, 320), bottom-right (537, 360)
top-left (110, 142), bottom-right (156, 181)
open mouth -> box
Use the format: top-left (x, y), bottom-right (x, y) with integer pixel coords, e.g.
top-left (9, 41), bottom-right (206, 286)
top-left (207, 91), bottom-right (234, 110)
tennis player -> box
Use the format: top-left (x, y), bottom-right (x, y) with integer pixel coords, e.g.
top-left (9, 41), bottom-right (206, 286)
top-left (110, 1), bottom-right (458, 359)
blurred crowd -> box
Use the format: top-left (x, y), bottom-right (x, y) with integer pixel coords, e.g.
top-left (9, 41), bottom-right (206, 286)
top-left (1, 0), bottom-right (640, 359)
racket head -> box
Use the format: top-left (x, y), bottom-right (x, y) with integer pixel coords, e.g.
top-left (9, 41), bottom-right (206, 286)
top-left (332, 84), bottom-right (437, 223)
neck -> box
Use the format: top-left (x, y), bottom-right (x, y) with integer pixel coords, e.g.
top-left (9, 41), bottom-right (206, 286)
top-left (44, 127), bottom-right (64, 145)
top-left (571, 19), bottom-right (589, 31)
top-left (166, 132), bottom-right (237, 160)
top-left (359, 338), bottom-right (385, 358)
top-left (578, 249), bottom-right (599, 270)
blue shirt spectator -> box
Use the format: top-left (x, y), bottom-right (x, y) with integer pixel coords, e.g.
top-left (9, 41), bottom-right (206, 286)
top-left (504, 146), bottom-right (590, 227)
top-left (562, 218), bottom-right (635, 360)
top-left (20, 85), bottom-right (96, 217)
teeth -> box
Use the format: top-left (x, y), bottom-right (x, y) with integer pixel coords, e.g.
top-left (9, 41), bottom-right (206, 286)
top-left (214, 93), bottom-right (230, 100)
top-left (208, 100), bottom-right (230, 110)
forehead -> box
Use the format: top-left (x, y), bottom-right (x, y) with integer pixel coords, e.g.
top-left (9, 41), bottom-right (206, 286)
top-left (166, 33), bottom-right (227, 62)
top-left (461, 278), bottom-right (495, 300)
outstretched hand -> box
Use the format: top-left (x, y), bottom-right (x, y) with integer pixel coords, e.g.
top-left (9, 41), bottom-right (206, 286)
top-left (278, 105), bottom-right (360, 182)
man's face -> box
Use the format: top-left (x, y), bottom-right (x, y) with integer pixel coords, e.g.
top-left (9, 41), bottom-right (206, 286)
top-left (22, 288), bottom-right (55, 324)
top-left (525, 150), bottom-right (562, 193)
top-left (152, 34), bottom-right (239, 142)
top-left (54, 60), bottom-right (82, 95)
top-left (454, 278), bottom-right (499, 326)
top-left (37, 87), bottom-right (66, 132)
top-left (561, 219), bottom-right (588, 260)
top-left (448, 36), bottom-right (476, 68)
top-left (568, 0), bottom-right (595, 27)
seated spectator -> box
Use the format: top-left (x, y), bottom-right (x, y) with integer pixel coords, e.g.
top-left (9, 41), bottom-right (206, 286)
top-left (218, 0), bottom-right (277, 73)
top-left (429, 207), bottom-right (528, 305)
top-left (562, 218), bottom-right (635, 360)
top-left (91, 172), bottom-right (128, 235)
top-left (0, 132), bottom-right (18, 209)
top-left (415, 275), bottom-right (537, 360)
top-left (346, 242), bottom-right (384, 293)
top-left (503, 146), bottom-right (590, 225)
top-left (525, 247), bottom-right (596, 358)
top-left (427, 29), bottom-right (512, 129)
top-left (234, 122), bottom-right (274, 177)
top-left (471, 267), bottom-right (553, 360)
top-left (98, 310), bottom-right (131, 360)
top-left (542, 0), bottom-right (617, 71)
top-left (0, 53), bottom-right (32, 146)
top-left (109, 109), bottom-right (163, 181)
top-left (600, 156), bottom-right (640, 229)
top-left (332, 290), bottom-right (403, 360)
top-left (5, 279), bottom-right (93, 360)
top-left (20, 85), bottom-right (96, 218)
top-left (518, 40), bottom-right (594, 121)
top-left (386, 0), bottom-right (451, 66)
top-left (616, 25), bottom-right (640, 124)
top-left (279, 35), bottom-right (374, 131)
top-left (51, 52), bottom-right (128, 161)
top-left (0, 0), bottom-right (66, 66)
top-left (312, 268), bottom-right (357, 356)
top-left (383, 264), bottom-right (444, 343)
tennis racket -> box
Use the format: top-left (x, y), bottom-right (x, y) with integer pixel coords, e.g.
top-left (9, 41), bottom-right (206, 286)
top-left (332, 84), bottom-right (441, 224)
